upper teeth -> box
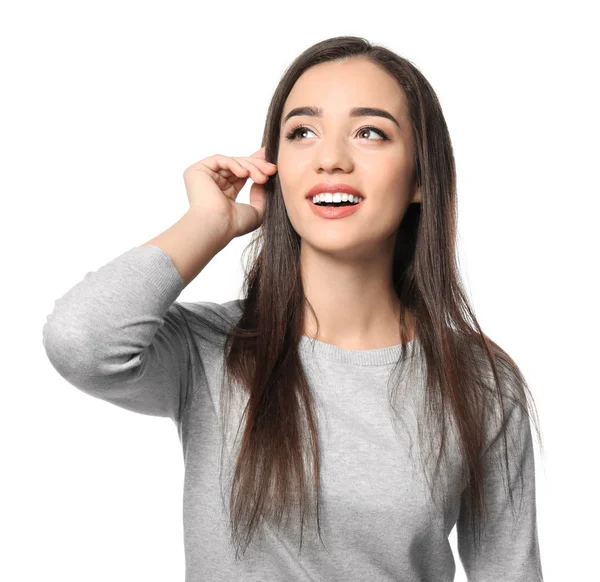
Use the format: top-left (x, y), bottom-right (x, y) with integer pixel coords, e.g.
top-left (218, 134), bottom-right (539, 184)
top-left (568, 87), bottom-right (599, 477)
top-left (311, 193), bottom-right (364, 204)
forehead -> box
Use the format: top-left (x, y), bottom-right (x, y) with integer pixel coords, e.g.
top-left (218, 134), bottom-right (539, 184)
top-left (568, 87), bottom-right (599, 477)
top-left (282, 58), bottom-right (406, 121)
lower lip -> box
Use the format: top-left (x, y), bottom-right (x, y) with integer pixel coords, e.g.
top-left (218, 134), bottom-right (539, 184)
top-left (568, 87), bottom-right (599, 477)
top-left (307, 199), bottom-right (364, 219)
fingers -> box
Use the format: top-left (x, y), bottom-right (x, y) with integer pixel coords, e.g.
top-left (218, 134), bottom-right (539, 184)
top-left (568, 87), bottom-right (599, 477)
top-left (198, 155), bottom-right (249, 182)
top-left (248, 146), bottom-right (277, 172)
top-left (193, 150), bottom-right (277, 186)
top-left (235, 156), bottom-right (277, 183)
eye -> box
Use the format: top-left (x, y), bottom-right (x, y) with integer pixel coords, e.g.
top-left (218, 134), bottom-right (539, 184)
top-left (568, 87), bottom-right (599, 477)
top-left (285, 124), bottom-right (391, 141)
top-left (286, 125), bottom-right (316, 140)
top-left (356, 127), bottom-right (389, 140)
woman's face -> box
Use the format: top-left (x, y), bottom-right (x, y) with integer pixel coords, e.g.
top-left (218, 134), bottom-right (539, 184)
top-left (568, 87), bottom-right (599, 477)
top-left (277, 57), bottom-right (421, 259)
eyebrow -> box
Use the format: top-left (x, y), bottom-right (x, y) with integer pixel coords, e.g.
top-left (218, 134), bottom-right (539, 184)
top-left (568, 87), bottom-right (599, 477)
top-left (282, 105), bottom-right (401, 128)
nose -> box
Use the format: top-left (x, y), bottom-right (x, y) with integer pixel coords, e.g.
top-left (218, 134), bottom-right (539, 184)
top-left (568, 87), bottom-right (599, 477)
top-left (313, 135), bottom-right (354, 174)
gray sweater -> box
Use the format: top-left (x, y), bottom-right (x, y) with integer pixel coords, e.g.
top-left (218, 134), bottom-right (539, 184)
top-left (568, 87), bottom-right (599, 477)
top-left (42, 244), bottom-right (543, 581)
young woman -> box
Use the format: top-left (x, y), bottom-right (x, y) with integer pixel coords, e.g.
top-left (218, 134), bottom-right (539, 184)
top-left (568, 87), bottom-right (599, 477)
top-left (43, 36), bottom-right (544, 581)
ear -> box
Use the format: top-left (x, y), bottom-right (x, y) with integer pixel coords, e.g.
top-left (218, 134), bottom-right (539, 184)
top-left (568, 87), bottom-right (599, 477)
top-left (411, 184), bottom-right (422, 204)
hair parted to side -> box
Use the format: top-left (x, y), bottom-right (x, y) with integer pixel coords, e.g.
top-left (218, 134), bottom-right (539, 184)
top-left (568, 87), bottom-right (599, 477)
top-left (176, 35), bottom-right (543, 561)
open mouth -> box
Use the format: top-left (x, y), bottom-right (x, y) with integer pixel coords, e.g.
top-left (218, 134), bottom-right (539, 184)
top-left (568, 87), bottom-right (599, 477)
top-left (309, 195), bottom-right (365, 207)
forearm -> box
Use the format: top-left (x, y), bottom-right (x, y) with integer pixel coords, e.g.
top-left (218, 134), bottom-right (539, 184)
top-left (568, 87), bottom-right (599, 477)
top-left (141, 208), bottom-right (233, 288)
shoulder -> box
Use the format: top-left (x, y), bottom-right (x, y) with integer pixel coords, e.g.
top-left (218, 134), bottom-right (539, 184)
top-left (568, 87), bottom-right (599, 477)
top-left (468, 336), bottom-right (534, 454)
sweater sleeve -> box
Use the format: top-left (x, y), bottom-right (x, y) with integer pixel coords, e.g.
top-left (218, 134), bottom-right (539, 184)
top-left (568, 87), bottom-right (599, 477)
top-left (456, 399), bottom-right (544, 581)
top-left (42, 244), bottom-right (193, 424)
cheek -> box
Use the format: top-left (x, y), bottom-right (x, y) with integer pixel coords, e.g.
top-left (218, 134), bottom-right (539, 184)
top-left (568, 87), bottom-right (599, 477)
top-left (277, 155), bottom-right (302, 178)
top-left (276, 161), bottom-right (304, 204)
top-left (376, 198), bottom-right (413, 235)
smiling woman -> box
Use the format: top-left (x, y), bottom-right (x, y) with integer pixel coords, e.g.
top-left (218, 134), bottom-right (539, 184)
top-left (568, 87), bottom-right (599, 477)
top-left (43, 35), bottom-right (544, 582)
top-left (220, 37), bottom-right (543, 580)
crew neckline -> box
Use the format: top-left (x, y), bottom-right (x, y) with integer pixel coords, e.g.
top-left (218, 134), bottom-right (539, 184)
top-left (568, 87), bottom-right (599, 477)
top-left (298, 334), bottom-right (420, 366)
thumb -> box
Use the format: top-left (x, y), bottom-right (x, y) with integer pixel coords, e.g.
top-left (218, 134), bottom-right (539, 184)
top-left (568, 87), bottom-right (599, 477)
top-left (248, 179), bottom-right (267, 224)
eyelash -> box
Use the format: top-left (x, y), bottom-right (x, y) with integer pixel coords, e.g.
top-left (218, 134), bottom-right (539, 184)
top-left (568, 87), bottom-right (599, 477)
top-left (285, 124), bottom-right (391, 142)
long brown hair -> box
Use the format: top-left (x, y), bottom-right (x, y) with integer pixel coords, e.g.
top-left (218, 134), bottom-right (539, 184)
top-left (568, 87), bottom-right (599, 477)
top-left (180, 35), bottom-right (543, 561)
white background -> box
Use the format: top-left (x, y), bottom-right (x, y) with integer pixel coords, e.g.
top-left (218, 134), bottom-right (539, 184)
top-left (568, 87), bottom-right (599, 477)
top-left (2, 0), bottom-right (598, 580)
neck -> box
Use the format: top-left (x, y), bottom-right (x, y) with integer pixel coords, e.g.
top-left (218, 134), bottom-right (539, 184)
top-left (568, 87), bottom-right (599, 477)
top-left (299, 240), bottom-right (415, 350)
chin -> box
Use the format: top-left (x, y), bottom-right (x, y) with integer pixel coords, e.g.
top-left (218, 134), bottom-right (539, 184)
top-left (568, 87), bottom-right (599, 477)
top-left (300, 235), bottom-right (373, 259)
